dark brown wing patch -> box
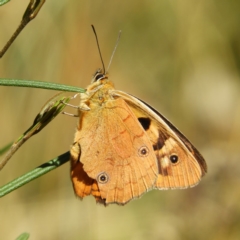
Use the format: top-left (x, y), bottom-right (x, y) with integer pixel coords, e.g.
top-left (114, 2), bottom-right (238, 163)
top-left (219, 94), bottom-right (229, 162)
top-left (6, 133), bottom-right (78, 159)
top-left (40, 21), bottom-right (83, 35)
top-left (138, 117), bottom-right (151, 130)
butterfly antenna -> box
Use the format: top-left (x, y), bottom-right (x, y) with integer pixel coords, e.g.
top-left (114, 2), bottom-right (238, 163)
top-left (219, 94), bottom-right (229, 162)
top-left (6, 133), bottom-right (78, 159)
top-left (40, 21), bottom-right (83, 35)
top-left (91, 25), bottom-right (106, 74)
top-left (106, 30), bottom-right (121, 73)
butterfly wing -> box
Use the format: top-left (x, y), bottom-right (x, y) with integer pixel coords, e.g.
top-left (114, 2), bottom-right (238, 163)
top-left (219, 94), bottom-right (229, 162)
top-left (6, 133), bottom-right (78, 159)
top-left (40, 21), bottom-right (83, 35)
top-left (70, 96), bottom-right (158, 205)
top-left (70, 143), bottom-right (104, 204)
top-left (111, 90), bottom-right (207, 189)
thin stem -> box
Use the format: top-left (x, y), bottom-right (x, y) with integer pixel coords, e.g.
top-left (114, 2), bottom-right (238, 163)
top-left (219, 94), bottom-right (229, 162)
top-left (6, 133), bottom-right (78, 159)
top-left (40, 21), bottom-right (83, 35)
top-left (0, 0), bottom-right (46, 58)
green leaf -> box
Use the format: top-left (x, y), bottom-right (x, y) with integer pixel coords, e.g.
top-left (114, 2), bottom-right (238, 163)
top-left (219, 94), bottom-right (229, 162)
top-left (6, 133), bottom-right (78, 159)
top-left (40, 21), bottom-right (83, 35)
top-left (0, 0), bottom-right (10, 6)
top-left (0, 151), bottom-right (70, 197)
top-left (0, 79), bottom-right (85, 93)
top-left (15, 232), bottom-right (30, 240)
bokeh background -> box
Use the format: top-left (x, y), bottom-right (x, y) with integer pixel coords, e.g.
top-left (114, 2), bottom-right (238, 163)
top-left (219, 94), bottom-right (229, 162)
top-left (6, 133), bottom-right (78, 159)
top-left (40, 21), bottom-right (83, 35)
top-left (1, 0), bottom-right (240, 239)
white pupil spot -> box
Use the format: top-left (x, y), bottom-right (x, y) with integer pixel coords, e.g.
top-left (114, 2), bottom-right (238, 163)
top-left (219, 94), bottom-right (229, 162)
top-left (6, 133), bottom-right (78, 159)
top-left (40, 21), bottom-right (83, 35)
top-left (138, 146), bottom-right (149, 157)
top-left (170, 154), bottom-right (178, 164)
top-left (97, 172), bottom-right (109, 184)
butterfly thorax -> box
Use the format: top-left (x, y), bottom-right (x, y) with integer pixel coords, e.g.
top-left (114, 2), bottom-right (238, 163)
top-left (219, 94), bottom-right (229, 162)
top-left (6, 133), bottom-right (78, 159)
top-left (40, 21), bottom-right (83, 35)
top-left (80, 75), bottom-right (116, 111)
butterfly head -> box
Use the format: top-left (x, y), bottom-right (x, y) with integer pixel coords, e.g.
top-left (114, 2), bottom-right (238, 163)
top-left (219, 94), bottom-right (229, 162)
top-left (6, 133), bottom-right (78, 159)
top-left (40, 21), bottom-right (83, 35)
top-left (91, 68), bottom-right (108, 83)
top-left (84, 68), bottom-right (115, 109)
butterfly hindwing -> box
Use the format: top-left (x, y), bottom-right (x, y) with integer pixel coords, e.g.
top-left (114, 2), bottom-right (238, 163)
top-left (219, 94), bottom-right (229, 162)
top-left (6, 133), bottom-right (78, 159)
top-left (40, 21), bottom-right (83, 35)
top-left (112, 90), bottom-right (207, 189)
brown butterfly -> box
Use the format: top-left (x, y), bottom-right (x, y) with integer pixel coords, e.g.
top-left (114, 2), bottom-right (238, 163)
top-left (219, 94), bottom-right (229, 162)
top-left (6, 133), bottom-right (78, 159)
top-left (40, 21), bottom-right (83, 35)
top-left (69, 28), bottom-right (207, 206)
top-left (69, 69), bottom-right (207, 206)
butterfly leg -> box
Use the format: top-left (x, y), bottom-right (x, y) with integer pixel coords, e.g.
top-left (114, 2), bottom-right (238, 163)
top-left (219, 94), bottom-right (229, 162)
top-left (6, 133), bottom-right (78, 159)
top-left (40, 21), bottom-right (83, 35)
top-left (61, 93), bottom-right (91, 116)
top-left (61, 96), bottom-right (82, 117)
top-left (77, 85), bottom-right (102, 110)
top-left (62, 112), bottom-right (79, 117)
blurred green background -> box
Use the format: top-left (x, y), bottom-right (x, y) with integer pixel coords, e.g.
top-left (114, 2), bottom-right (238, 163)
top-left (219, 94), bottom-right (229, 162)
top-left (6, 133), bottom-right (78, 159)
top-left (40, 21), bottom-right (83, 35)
top-left (1, 0), bottom-right (240, 239)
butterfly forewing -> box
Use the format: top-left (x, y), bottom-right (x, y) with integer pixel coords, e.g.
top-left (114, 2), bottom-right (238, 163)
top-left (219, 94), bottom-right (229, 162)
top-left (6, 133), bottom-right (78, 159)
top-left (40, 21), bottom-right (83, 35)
top-left (70, 80), bottom-right (158, 205)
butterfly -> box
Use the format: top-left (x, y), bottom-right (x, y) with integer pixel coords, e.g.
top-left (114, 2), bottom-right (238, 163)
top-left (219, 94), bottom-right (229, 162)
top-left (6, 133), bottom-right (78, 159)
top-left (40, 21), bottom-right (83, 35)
top-left (69, 27), bottom-right (207, 206)
top-left (69, 68), bottom-right (207, 206)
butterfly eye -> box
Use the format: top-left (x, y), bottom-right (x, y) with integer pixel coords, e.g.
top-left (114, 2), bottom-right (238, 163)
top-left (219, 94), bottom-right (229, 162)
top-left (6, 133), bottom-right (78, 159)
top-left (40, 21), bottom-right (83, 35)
top-left (91, 69), bottom-right (107, 83)
top-left (170, 154), bottom-right (179, 164)
top-left (97, 172), bottom-right (109, 184)
top-left (95, 73), bottom-right (105, 81)
top-left (138, 146), bottom-right (149, 157)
